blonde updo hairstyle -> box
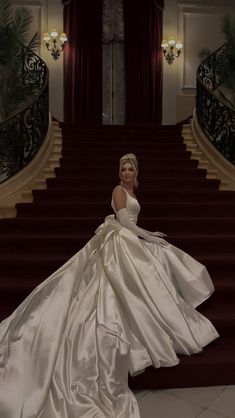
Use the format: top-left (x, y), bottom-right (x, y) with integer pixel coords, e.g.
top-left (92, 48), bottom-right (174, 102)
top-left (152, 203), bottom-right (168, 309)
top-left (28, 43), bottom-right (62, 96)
top-left (119, 153), bottom-right (139, 189)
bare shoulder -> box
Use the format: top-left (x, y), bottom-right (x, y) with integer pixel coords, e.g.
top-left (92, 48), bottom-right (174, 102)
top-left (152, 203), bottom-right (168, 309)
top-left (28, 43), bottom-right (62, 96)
top-left (112, 185), bottom-right (127, 211)
top-left (112, 185), bottom-right (125, 197)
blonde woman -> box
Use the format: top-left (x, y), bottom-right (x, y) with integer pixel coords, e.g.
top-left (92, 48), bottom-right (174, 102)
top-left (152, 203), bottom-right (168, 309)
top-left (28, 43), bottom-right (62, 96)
top-left (0, 153), bottom-right (218, 418)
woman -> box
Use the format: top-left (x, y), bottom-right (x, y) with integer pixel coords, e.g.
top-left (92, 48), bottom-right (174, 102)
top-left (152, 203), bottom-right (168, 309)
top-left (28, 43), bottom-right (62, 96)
top-left (0, 153), bottom-right (219, 418)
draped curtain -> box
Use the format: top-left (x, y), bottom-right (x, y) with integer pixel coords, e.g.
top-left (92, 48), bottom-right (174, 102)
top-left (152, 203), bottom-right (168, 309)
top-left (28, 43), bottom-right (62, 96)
top-left (102, 0), bottom-right (125, 124)
top-left (62, 0), bottom-right (164, 125)
top-left (63, 0), bottom-right (102, 123)
top-left (123, 0), bottom-right (164, 125)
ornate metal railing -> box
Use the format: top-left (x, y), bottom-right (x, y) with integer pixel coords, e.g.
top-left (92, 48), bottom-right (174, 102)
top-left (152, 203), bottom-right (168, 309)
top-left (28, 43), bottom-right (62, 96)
top-left (0, 26), bottom-right (49, 183)
top-left (196, 44), bottom-right (235, 164)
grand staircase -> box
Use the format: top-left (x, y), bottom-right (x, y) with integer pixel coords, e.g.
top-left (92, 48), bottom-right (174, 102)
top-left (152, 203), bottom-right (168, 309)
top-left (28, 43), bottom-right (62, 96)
top-left (1, 123), bottom-right (235, 389)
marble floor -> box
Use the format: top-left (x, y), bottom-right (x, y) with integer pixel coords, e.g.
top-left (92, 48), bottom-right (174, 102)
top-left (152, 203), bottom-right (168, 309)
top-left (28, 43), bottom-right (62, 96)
top-left (134, 385), bottom-right (235, 418)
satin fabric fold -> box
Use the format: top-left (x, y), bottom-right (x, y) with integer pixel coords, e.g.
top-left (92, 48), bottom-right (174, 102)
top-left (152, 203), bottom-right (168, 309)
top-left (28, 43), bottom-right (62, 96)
top-left (0, 214), bottom-right (219, 418)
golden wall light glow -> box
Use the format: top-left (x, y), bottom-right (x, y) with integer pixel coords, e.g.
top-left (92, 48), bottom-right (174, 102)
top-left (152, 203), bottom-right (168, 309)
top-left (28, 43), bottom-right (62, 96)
top-left (161, 37), bottom-right (183, 65)
top-left (43, 29), bottom-right (68, 60)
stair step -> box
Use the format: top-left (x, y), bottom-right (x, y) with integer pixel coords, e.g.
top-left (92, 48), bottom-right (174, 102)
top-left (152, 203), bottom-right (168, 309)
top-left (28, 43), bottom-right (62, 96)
top-left (0, 234), bottom-right (234, 257)
top-left (62, 141), bottom-right (186, 151)
top-left (197, 160), bottom-right (209, 169)
top-left (62, 149), bottom-right (189, 159)
top-left (191, 151), bottom-right (202, 159)
top-left (54, 138), bottom-right (62, 145)
top-left (45, 176), bottom-right (221, 190)
top-left (32, 188), bottom-right (235, 203)
top-left (54, 167), bottom-right (207, 179)
top-left (61, 148), bottom-right (190, 158)
top-left (60, 155), bottom-right (194, 162)
top-left (1, 253), bottom-right (234, 282)
top-left (34, 179), bottom-right (47, 189)
top-left (59, 158), bottom-right (198, 170)
top-left (15, 201), bottom-right (235, 218)
top-left (207, 169), bottom-right (218, 178)
top-left (42, 168), bottom-right (56, 178)
top-left (21, 191), bottom-right (33, 201)
top-left (1, 216), bottom-right (235, 235)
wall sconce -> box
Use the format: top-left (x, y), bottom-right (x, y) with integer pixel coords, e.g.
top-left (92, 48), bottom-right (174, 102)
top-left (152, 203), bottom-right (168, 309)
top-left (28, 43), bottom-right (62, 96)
top-left (43, 29), bottom-right (68, 60)
top-left (161, 37), bottom-right (183, 65)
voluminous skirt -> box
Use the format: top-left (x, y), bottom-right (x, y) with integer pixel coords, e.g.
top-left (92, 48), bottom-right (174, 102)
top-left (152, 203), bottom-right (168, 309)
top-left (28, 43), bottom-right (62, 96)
top-left (0, 215), bottom-right (219, 418)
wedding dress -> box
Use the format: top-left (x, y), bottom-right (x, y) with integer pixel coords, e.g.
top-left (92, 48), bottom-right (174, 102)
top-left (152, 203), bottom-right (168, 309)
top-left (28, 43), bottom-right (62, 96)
top-left (0, 189), bottom-right (219, 418)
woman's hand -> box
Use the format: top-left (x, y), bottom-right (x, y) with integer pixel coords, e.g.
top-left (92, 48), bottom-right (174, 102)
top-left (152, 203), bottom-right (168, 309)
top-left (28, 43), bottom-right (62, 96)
top-left (150, 231), bottom-right (167, 238)
top-left (148, 236), bottom-right (169, 247)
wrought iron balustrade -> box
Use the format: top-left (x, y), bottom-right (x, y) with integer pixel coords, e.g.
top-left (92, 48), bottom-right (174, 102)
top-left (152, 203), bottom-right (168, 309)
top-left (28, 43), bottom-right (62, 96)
top-left (0, 25), bottom-right (49, 183)
top-left (196, 44), bottom-right (235, 164)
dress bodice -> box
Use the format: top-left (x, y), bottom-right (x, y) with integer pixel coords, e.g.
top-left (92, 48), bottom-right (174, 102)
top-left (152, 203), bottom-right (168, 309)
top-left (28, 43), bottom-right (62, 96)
top-left (111, 187), bottom-right (141, 224)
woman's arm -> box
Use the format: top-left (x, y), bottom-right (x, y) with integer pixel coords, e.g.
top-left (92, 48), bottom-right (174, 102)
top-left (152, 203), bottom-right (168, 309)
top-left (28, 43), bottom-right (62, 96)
top-left (112, 186), bottom-right (168, 247)
top-left (112, 185), bottom-right (127, 211)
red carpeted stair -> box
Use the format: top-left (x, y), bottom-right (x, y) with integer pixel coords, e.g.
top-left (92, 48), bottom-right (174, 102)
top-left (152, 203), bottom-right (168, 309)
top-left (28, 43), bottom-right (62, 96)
top-left (1, 123), bottom-right (235, 389)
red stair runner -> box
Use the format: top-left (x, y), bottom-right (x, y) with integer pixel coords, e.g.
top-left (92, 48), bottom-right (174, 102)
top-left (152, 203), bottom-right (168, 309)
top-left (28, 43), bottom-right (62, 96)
top-left (1, 123), bottom-right (235, 389)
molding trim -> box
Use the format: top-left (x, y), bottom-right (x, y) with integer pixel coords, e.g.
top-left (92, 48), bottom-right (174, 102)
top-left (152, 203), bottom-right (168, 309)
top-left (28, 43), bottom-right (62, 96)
top-left (177, 2), bottom-right (235, 90)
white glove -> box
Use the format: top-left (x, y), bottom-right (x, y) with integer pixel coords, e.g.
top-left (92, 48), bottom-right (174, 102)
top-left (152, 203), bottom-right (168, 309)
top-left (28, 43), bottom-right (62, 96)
top-left (116, 208), bottom-right (168, 247)
top-left (145, 230), bottom-right (167, 238)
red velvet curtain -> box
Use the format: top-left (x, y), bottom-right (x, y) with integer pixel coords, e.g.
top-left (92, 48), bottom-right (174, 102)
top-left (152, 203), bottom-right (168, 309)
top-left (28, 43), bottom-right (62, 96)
top-left (63, 0), bottom-right (102, 123)
top-left (62, 0), bottom-right (163, 124)
top-left (123, 0), bottom-right (164, 125)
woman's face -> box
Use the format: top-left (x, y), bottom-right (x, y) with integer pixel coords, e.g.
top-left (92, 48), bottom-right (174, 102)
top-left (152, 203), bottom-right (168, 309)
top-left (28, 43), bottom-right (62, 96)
top-left (120, 162), bottom-right (135, 185)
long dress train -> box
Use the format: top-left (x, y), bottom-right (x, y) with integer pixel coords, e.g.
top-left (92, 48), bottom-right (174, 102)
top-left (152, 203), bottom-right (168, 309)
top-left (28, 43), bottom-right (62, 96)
top-left (0, 192), bottom-right (219, 418)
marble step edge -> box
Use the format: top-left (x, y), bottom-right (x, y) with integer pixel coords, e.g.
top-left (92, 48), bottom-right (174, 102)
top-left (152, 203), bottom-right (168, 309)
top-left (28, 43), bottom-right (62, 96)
top-left (187, 114), bottom-right (235, 190)
top-left (182, 122), bottom-right (229, 189)
top-left (0, 119), bottom-right (62, 218)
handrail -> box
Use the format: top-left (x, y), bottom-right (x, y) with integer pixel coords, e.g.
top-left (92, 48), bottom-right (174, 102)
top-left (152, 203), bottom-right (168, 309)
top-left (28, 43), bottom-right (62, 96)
top-left (0, 25), bottom-right (49, 183)
top-left (196, 44), bottom-right (235, 165)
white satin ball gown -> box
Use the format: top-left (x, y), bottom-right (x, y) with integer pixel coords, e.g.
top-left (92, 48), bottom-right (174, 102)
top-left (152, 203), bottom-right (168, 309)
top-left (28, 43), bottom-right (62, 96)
top-left (0, 190), bottom-right (219, 418)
